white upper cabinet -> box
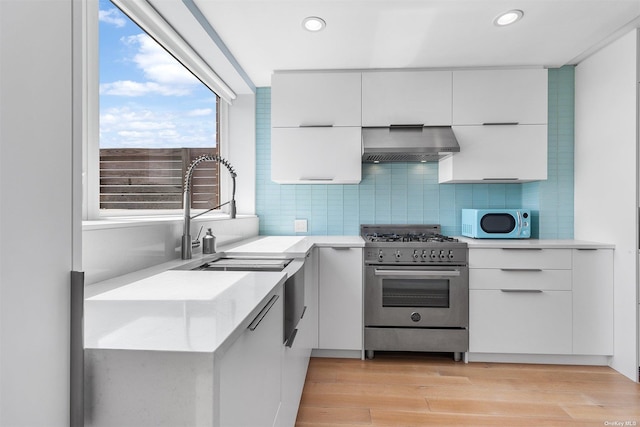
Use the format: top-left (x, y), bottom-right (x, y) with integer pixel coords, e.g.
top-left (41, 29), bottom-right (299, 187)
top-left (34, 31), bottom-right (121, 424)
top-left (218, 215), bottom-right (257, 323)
top-left (271, 127), bottom-right (362, 184)
top-left (271, 72), bottom-right (361, 127)
top-left (361, 71), bottom-right (452, 126)
top-left (438, 124), bottom-right (548, 183)
top-left (271, 72), bottom-right (362, 184)
top-left (440, 68), bottom-right (548, 183)
top-left (452, 69), bottom-right (548, 125)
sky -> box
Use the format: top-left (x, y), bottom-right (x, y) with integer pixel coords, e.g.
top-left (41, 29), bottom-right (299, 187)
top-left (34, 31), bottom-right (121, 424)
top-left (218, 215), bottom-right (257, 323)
top-left (98, 0), bottom-right (217, 149)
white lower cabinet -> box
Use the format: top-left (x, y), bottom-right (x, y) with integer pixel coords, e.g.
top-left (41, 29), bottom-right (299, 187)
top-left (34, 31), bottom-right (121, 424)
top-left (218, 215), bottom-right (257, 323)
top-left (218, 289), bottom-right (283, 427)
top-left (318, 247), bottom-right (363, 351)
top-left (469, 247), bottom-right (614, 356)
top-left (470, 289), bottom-right (572, 354)
top-left (572, 249), bottom-right (614, 355)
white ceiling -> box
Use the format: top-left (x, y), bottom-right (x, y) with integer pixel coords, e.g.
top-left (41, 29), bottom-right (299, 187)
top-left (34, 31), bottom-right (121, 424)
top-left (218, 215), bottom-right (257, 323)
top-left (153, 0), bottom-right (640, 90)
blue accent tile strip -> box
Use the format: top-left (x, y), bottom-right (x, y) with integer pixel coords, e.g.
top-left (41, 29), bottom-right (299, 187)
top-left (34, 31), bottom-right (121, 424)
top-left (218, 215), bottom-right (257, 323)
top-left (256, 66), bottom-right (574, 238)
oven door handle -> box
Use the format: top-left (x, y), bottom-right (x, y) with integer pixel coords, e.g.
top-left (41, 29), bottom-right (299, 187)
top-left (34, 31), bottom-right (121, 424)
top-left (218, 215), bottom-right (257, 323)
top-left (374, 269), bottom-right (461, 277)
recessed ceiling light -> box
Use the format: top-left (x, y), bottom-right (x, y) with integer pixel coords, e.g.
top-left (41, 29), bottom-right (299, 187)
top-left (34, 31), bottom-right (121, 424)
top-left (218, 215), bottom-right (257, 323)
top-left (302, 16), bottom-right (326, 32)
top-left (493, 9), bottom-right (524, 26)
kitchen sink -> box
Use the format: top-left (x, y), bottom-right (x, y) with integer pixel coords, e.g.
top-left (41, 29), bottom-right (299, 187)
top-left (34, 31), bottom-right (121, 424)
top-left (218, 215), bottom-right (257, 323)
top-left (191, 257), bottom-right (292, 272)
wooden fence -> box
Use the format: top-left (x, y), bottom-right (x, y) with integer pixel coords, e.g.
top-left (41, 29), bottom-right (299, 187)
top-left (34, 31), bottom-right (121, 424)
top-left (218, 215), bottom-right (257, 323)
top-left (99, 147), bottom-right (219, 210)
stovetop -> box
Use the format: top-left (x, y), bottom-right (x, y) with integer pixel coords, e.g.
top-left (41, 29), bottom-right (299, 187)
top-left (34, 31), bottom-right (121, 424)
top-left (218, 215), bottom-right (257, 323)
top-left (361, 224), bottom-right (461, 244)
top-left (361, 224), bottom-right (467, 264)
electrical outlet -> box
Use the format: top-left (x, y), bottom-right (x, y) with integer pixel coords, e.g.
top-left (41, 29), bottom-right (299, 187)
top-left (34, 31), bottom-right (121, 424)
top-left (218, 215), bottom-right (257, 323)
top-left (294, 219), bottom-right (308, 233)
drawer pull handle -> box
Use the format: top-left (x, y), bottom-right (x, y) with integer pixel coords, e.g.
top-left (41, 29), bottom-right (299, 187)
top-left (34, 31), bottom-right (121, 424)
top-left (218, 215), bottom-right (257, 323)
top-left (248, 294), bottom-right (279, 331)
top-left (482, 122), bottom-right (519, 126)
top-left (501, 248), bottom-right (543, 251)
top-left (501, 289), bottom-right (543, 293)
top-left (500, 268), bottom-right (543, 272)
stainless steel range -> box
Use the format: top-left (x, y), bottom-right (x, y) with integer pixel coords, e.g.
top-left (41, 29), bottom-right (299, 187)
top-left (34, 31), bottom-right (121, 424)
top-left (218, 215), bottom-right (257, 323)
top-left (361, 224), bottom-right (469, 361)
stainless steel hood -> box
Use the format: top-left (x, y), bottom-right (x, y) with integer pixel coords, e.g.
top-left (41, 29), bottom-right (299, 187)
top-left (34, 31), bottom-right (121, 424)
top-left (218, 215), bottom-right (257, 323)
top-left (362, 125), bottom-right (460, 163)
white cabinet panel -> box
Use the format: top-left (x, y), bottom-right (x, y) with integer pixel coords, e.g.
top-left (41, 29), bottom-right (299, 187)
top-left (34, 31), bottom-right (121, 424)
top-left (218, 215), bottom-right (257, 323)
top-left (469, 248), bottom-right (572, 270)
top-left (271, 127), bottom-right (362, 184)
top-left (271, 72), bottom-right (361, 127)
top-left (470, 269), bottom-right (572, 291)
top-left (278, 249), bottom-right (318, 427)
top-left (438, 125), bottom-right (547, 183)
top-left (219, 290), bottom-right (283, 427)
top-left (572, 249), bottom-right (614, 355)
top-left (362, 71), bottom-right (452, 126)
top-left (470, 289), bottom-right (572, 354)
top-left (453, 69), bottom-right (548, 125)
top-left (318, 247), bottom-right (363, 351)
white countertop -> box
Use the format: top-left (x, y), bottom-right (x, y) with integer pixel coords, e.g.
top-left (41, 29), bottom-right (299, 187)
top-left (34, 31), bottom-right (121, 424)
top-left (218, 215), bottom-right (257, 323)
top-left (85, 270), bottom-right (286, 353)
top-left (457, 237), bottom-right (615, 249)
top-left (84, 235), bottom-right (363, 354)
top-left (224, 235), bottom-right (364, 257)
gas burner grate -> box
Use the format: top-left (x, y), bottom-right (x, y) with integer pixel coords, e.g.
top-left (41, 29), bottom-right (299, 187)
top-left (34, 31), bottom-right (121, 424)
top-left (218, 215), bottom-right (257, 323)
top-left (364, 232), bottom-right (459, 243)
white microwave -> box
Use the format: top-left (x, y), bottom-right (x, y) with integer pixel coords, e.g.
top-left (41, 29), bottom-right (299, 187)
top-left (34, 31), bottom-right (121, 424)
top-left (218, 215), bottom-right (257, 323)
top-left (461, 209), bottom-right (531, 239)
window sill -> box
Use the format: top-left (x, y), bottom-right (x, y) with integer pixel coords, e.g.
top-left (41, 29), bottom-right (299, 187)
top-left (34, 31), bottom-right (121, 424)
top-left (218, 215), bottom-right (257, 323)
top-left (82, 214), bottom-right (256, 231)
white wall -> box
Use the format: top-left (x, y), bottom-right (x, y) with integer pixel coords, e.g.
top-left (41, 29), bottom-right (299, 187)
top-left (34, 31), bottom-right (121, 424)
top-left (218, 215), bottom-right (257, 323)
top-left (227, 93), bottom-right (257, 215)
top-left (575, 29), bottom-right (639, 381)
top-left (0, 0), bottom-right (79, 424)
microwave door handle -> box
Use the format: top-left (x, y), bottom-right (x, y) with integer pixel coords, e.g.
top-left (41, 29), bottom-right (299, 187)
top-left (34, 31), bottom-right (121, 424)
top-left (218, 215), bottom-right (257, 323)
top-left (516, 211), bottom-right (522, 236)
top-left (374, 269), bottom-right (460, 277)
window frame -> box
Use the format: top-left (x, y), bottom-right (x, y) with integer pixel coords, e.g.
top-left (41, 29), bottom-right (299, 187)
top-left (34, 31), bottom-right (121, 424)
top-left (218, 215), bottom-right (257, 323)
top-left (85, 0), bottom-right (233, 221)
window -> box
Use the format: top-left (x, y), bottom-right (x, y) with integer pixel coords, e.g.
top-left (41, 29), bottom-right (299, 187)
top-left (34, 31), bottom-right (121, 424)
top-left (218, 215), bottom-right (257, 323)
top-left (94, 0), bottom-right (223, 214)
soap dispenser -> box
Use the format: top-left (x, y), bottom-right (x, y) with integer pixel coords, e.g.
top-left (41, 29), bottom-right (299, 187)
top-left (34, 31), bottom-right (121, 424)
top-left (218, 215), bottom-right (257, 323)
top-left (202, 228), bottom-right (216, 254)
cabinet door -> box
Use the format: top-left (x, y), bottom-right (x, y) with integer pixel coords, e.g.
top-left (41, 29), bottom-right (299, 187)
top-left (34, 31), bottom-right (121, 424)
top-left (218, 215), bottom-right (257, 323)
top-left (218, 290), bottom-right (283, 427)
top-left (572, 249), bottom-right (614, 355)
top-left (438, 124), bottom-right (547, 183)
top-left (453, 69), bottom-right (548, 125)
top-left (271, 127), bottom-right (362, 184)
top-left (469, 289), bottom-right (572, 354)
top-left (271, 72), bottom-right (361, 127)
top-left (278, 250), bottom-right (318, 427)
top-left (362, 71), bottom-right (452, 126)
top-left (318, 247), bottom-right (363, 351)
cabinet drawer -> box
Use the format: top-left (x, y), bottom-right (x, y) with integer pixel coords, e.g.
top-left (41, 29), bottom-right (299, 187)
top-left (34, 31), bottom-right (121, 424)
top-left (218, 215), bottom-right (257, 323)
top-left (469, 248), bottom-right (571, 270)
top-left (470, 268), bottom-right (571, 291)
top-left (469, 289), bottom-right (572, 354)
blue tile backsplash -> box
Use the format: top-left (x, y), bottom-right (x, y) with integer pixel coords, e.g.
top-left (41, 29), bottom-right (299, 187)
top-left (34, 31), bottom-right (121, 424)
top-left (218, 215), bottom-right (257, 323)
top-left (256, 67), bottom-right (574, 238)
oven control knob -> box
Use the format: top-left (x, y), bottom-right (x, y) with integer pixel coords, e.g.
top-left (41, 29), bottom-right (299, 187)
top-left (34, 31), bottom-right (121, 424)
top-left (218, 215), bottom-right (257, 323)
top-left (378, 250), bottom-right (384, 261)
top-left (430, 250), bottom-right (437, 260)
top-left (421, 250), bottom-right (428, 260)
top-left (413, 250), bottom-right (419, 260)
top-left (448, 250), bottom-right (455, 259)
top-left (439, 250), bottom-right (447, 260)
top-left (395, 250), bottom-right (402, 259)
top-left (410, 312), bottom-right (421, 322)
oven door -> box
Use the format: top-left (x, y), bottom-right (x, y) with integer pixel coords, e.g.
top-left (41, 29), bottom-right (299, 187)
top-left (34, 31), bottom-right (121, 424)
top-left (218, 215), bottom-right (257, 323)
top-left (364, 265), bottom-right (468, 328)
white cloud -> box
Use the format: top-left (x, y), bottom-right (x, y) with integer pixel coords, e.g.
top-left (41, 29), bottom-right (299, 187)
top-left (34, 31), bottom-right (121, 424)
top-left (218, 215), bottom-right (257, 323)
top-left (125, 34), bottom-right (200, 87)
top-left (100, 80), bottom-right (191, 97)
top-left (99, 8), bottom-right (126, 28)
top-left (186, 108), bottom-right (214, 117)
top-left (100, 106), bottom-right (215, 149)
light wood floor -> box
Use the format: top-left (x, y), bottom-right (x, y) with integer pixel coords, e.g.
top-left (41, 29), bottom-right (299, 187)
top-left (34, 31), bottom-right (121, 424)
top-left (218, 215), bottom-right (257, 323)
top-left (295, 352), bottom-right (640, 426)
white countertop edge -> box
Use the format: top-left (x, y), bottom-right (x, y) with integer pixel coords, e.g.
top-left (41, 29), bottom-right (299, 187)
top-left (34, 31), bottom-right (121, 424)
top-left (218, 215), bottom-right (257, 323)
top-left (457, 237), bottom-right (615, 249)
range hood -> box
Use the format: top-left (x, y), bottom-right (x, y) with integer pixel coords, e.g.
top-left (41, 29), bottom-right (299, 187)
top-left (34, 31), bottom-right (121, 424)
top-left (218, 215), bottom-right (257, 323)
top-left (362, 125), bottom-right (460, 163)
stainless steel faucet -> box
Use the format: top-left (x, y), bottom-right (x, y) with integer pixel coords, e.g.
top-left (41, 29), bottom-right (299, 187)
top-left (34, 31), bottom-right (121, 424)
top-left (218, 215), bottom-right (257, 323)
top-left (181, 154), bottom-right (237, 260)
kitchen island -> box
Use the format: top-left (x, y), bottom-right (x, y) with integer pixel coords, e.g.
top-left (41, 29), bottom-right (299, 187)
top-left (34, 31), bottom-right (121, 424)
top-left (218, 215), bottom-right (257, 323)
top-left (83, 235), bottom-right (364, 427)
